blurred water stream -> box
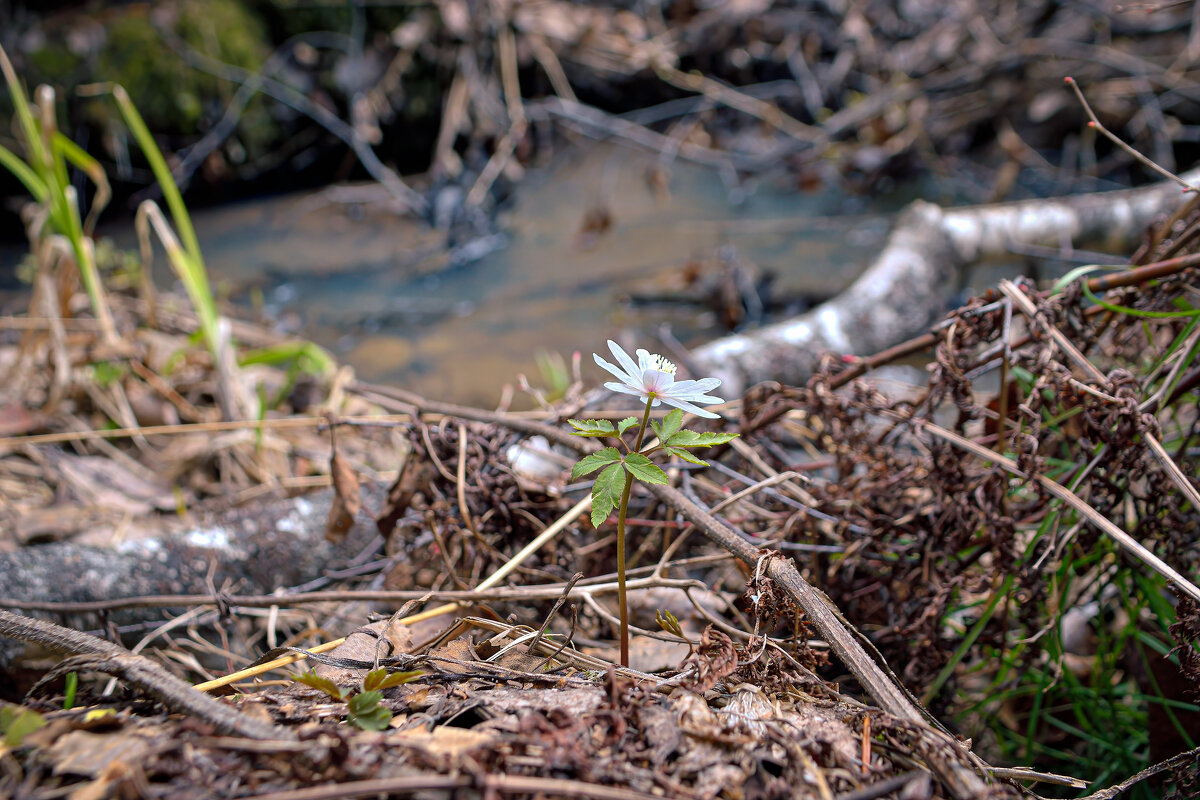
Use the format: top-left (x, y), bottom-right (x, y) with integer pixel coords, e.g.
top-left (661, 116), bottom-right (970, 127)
top-left (4, 142), bottom-right (934, 406)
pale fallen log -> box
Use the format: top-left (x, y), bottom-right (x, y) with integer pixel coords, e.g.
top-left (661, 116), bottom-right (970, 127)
top-left (0, 485), bottom-right (383, 666)
top-left (692, 168), bottom-right (1200, 396)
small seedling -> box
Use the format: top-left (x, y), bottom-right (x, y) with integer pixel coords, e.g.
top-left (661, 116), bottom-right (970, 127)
top-left (62, 671), bottom-right (77, 710)
top-left (291, 667), bottom-right (422, 731)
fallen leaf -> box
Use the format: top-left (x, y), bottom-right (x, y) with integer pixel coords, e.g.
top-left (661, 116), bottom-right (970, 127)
top-left (46, 730), bottom-right (150, 778)
top-left (326, 449), bottom-right (362, 543)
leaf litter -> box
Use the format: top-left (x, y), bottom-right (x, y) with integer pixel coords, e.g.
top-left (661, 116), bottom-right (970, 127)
top-left (4, 254), bottom-right (1197, 800)
top-left (2, 19), bottom-right (1200, 797)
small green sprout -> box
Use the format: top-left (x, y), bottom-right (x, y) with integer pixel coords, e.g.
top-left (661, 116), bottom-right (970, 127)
top-left (291, 667), bottom-right (422, 731)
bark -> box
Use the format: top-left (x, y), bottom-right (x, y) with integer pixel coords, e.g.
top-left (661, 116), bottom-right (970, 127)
top-left (0, 486), bottom-right (383, 666)
top-left (691, 170), bottom-right (1200, 396)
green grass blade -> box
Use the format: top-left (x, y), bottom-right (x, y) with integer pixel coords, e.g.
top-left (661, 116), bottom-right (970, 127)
top-left (108, 84), bottom-right (203, 265)
top-left (136, 200), bottom-right (218, 354)
top-left (0, 142), bottom-right (47, 201)
top-left (0, 43), bottom-right (50, 173)
top-left (922, 574), bottom-right (1014, 706)
top-left (53, 131), bottom-right (111, 233)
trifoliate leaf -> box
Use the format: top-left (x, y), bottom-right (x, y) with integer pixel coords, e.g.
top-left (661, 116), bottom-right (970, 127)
top-left (664, 446), bottom-right (709, 466)
top-left (616, 417), bottom-right (638, 435)
top-left (652, 409), bottom-right (684, 443)
top-left (347, 690), bottom-right (392, 730)
top-left (624, 453), bottom-right (669, 484)
top-left (571, 447), bottom-right (621, 479)
top-left (568, 419), bottom-right (616, 437)
top-left (590, 462), bottom-right (626, 527)
top-left (664, 429), bottom-right (740, 448)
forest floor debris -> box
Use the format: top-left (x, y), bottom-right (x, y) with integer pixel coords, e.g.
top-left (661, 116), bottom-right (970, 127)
top-left (2, 188), bottom-right (1199, 797)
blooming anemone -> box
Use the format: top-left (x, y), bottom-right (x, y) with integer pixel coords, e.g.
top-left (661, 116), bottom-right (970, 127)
top-left (594, 339), bottom-right (726, 419)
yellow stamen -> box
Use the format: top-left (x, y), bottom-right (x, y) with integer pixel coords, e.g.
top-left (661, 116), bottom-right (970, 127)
top-left (649, 354), bottom-right (676, 375)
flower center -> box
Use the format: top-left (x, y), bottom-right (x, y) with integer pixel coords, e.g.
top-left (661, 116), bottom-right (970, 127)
top-left (647, 354), bottom-right (676, 375)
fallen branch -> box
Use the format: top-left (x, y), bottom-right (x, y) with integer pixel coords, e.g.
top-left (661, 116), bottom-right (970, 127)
top-left (693, 167), bottom-right (1200, 396)
top-left (640, 482), bottom-right (991, 799)
top-left (0, 609), bottom-right (292, 741)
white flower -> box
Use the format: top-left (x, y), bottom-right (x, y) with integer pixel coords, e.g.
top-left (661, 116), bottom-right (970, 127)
top-left (593, 340), bottom-right (725, 418)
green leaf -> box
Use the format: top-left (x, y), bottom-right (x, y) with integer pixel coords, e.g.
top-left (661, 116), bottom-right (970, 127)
top-left (572, 447), bottom-right (622, 479)
top-left (590, 462), bottom-right (626, 527)
top-left (664, 429), bottom-right (740, 448)
top-left (568, 418), bottom-right (616, 437)
top-left (616, 417), bottom-right (638, 435)
top-left (664, 446), bottom-right (710, 466)
top-left (1, 704), bottom-right (46, 747)
top-left (651, 409), bottom-right (684, 443)
top-left (624, 453), bottom-right (669, 484)
top-left (291, 670), bottom-right (348, 700)
top-left (347, 690), bottom-right (392, 731)
top-left (364, 668), bottom-right (423, 692)
top-left (362, 668), bottom-right (388, 692)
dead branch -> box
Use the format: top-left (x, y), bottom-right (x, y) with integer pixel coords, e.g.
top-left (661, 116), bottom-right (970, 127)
top-left (693, 167), bottom-right (1200, 396)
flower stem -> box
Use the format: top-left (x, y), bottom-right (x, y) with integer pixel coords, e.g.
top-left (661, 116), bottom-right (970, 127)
top-left (615, 397), bottom-right (656, 668)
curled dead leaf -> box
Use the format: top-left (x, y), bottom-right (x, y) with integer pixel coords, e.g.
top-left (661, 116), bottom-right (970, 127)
top-left (325, 447), bottom-right (362, 543)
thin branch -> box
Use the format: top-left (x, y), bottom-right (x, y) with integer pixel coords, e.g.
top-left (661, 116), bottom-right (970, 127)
top-left (1065, 76), bottom-right (1199, 193)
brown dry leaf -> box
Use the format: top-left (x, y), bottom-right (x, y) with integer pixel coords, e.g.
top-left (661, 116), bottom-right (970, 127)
top-left (68, 760), bottom-right (140, 800)
top-left (15, 506), bottom-right (103, 545)
top-left (311, 620), bottom-right (413, 688)
top-left (325, 492), bottom-right (353, 541)
top-left (670, 689), bottom-right (756, 800)
top-left (376, 451), bottom-right (435, 539)
top-left (637, 702), bottom-right (682, 767)
top-left (390, 725), bottom-right (496, 761)
top-left (0, 403), bottom-right (43, 436)
top-left (425, 637), bottom-right (477, 675)
top-left (718, 686), bottom-right (774, 740)
top-left (46, 729), bottom-right (151, 778)
top-left (325, 449), bottom-right (362, 543)
top-left (123, 381), bottom-right (179, 427)
top-left (785, 701), bottom-right (862, 769)
top-left (51, 453), bottom-right (176, 514)
top-left (680, 626), bottom-right (738, 693)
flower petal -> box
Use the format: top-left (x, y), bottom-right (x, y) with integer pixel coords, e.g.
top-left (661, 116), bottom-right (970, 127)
top-left (659, 396), bottom-right (722, 419)
top-left (607, 340), bottom-right (642, 383)
top-left (642, 369), bottom-right (675, 395)
top-left (594, 353), bottom-right (635, 385)
top-left (657, 376), bottom-right (720, 398)
top-left (635, 349), bottom-right (653, 372)
top-left (662, 389), bottom-right (724, 405)
top-left (668, 378), bottom-right (722, 396)
top-left (604, 381), bottom-right (648, 398)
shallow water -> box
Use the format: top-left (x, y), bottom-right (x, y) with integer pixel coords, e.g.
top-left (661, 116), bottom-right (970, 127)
top-left (5, 142), bottom-right (919, 406)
